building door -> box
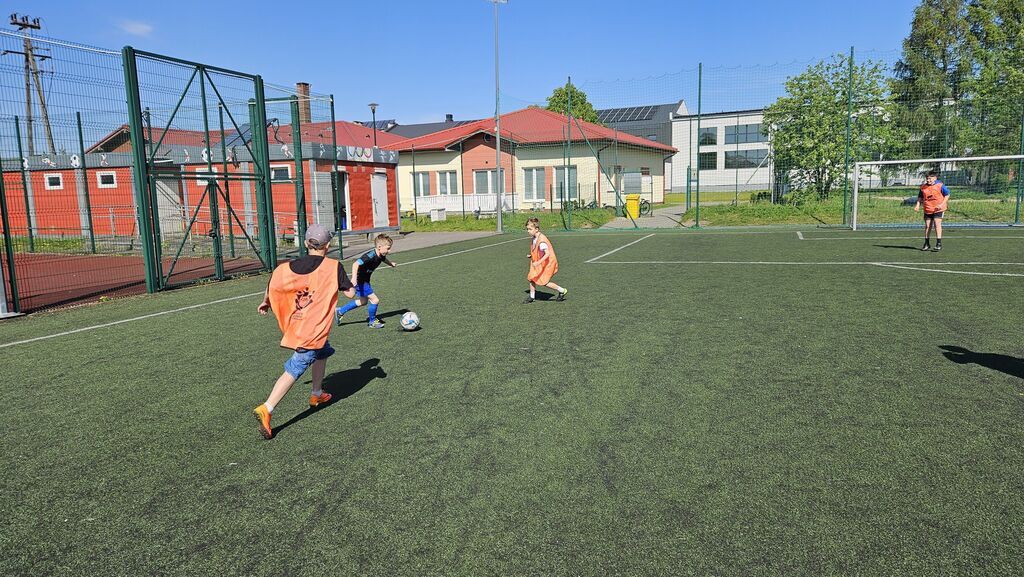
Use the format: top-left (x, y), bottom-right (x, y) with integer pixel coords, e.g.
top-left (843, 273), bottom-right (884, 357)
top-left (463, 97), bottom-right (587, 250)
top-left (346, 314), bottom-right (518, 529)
top-left (371, 172), bottom-right (389, 228)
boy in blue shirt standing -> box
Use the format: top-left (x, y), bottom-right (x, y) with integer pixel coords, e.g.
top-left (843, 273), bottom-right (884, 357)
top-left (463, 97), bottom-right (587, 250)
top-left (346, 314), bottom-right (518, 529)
top-left (336, 233), bottom-right (397, 328)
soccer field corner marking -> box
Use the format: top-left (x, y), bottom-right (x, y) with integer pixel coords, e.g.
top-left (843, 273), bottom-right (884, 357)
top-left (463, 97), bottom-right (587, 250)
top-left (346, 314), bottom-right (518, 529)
top-left (584, 233), bottom-right (656, 264)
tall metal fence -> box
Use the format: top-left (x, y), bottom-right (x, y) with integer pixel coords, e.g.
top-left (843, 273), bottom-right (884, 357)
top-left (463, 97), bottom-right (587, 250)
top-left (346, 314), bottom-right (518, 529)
top-left (474, 46), bottom-right (1023, 231)
top-left (0, 30), bottom-right (348, 313)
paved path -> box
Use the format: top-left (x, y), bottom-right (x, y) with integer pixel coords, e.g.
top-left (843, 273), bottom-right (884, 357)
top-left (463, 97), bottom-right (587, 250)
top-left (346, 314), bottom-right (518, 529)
top-left (601, 204), bottom-right (687, 229)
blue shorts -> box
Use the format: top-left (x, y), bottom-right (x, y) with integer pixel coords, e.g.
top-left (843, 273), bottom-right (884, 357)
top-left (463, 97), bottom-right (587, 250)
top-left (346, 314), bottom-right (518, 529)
top-left (284, 341), bottom-right (335, 379)
top-left (355, 281), bottom-right (374, 298)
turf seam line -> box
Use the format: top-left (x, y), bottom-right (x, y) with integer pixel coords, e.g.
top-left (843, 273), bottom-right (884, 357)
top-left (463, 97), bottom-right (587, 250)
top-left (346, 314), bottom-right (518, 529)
top-left (802, 235), bottom-right (1024, 241)
top-left (585, 234), bottom-right (656, 263)
top-left (0, 237), bottom-right (524, 350)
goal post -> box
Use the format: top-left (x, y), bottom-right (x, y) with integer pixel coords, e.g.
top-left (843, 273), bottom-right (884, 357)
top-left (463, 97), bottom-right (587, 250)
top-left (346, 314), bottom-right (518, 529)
top-left (851, 155), bottom-right (1024, 230)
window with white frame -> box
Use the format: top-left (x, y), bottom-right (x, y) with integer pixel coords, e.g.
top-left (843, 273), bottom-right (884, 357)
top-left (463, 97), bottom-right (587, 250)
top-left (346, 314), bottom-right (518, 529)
top-left (270, 164), bottom-right (291, 182)
top-left (196, 166), bottom-right (218, 189)
top-left (472, 169), bottom-right (505, 194)
top-left (44, 173), bottom-right (63, 190)
top-left (523, 167), bottom-right (546, 201)
top-left (97, 171), bottom-right (117, 189)
top-left (554, 166), bottom-right (578, 200)
top-left (412, 172), bottom-right (430, 197)
top-left (437, 171), bottom-right (458, 195)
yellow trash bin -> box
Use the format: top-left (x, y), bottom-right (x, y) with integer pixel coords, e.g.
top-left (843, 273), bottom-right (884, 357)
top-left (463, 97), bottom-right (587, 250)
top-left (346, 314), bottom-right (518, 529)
top-left (625, 194), bottom-right (641, 219)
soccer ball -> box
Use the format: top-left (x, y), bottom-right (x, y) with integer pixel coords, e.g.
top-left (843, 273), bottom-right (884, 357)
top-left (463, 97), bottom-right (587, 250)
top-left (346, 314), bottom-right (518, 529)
top-left (400, 311), bottom-right (420, 331)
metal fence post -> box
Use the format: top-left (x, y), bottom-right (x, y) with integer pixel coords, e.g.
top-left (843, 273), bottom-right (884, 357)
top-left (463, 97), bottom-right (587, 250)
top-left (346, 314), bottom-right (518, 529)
top-left (75, 112), bottom-right (97, 253)
top-left (199, 67), bottom-right (225, 280)
top-left (0, 164), bottom-right (20, 312)
top-left (695, 63), bottom-right (702, 228)
top-left (121, 46), bottom-right (159, 293)
top-left (290, 96), bottom-right (307, 257)
top-left (13, 117), bottom-right (34, 252)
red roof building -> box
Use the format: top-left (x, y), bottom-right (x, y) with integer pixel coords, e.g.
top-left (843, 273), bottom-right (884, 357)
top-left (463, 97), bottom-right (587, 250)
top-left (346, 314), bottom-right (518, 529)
top-left (389, 107), bottom-right (676, 214)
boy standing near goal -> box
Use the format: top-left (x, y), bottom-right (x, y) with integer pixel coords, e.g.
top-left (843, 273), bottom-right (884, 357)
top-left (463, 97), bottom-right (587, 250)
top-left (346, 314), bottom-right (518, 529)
top-left (253, 223), bottom-right (355, 440)
top-left (914, 170), bottom-right (950, 251)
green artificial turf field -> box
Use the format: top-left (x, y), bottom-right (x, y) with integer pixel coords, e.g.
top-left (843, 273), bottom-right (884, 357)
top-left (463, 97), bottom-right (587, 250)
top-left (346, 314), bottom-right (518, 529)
top-left (2, 229), bottom-right (1023, 576)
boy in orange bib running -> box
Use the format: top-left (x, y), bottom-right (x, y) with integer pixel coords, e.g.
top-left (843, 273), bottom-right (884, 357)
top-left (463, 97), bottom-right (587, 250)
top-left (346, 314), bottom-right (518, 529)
top-left (524, 217), bottom-right (568, 303)
top-left (253, 223), bottom-right (356, 439)
top-left (914, 170), bottom-right (950, 251)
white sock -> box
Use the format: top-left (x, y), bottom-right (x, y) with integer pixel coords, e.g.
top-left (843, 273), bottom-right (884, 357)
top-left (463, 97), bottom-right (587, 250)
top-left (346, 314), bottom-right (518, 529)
top-left (264, 402), bottom-right (275, 413)
top-left (311, 388), bottom-right (323, 397)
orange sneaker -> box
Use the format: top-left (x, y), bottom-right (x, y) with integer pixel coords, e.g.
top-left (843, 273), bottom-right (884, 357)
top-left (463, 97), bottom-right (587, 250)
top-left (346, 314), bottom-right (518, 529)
top-left (309, 392), bottom-right (332, 407)
top-left (253, 404), bottom-right (272, 439)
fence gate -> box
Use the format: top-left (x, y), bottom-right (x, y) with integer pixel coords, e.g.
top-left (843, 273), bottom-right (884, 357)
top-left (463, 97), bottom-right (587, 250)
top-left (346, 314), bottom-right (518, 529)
top-left (122, 47), bottom-right (276, 290)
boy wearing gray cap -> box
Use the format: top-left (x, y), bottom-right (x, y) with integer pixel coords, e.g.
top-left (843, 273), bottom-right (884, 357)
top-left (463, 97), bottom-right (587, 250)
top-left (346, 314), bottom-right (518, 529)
top-left (253, 223), bottom-right (355, 439)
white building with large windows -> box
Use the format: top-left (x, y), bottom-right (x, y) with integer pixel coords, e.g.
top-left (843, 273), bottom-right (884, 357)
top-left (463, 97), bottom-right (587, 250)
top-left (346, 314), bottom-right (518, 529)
top-left (670, 109), bottom-right (772, 194)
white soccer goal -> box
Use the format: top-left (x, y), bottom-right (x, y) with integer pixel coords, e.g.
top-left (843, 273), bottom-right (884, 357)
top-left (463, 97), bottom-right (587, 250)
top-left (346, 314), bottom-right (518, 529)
top-left (852, 155), bottom-right (1024, 230)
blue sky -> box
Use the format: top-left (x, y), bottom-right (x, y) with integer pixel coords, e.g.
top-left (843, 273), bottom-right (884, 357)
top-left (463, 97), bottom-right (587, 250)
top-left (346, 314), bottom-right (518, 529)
top-left (31, 0), bottom-right (919, 123)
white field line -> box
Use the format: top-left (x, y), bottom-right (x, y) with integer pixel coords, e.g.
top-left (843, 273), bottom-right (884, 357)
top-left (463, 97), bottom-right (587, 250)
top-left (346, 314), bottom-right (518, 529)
top-left (871, 263), bottom-right (1024, 277)
top-left (797, 231), bottom-right (804, 240)
top-left (0, 237), bottom-right (524, 350)
top-left (585, 234), bottom-right (656, 263)
top-left (801, 235), bottom-right (1024, 241)
top-left (589, 260), bottom-right (1024, 266)
top-left (0, 293), bottom-right (264, 350)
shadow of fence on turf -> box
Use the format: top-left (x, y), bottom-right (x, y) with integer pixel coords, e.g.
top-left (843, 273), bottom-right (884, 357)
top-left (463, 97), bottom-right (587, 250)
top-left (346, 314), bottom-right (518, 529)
top-left (940, 346), bottom-right (1024, 380)
top-left (273, 358), bottom-right (387, 435)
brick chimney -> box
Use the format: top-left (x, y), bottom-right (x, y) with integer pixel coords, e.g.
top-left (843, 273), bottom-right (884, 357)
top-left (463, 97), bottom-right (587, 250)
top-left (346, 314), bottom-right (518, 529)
top-left (296, 82), bottom-right (312, 124)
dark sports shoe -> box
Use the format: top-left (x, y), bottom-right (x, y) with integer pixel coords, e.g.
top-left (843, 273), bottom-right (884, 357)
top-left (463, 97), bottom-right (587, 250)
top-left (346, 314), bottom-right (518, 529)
top-left (920, 243), bottom-right (931, 251)
top-left (335, 312), bottom-right (345, 326)
top-left (933, 244), bottom-right (942, 251)
top-left (523, 297), bottom-right (535, 304)
top-left (368, 319), bottom-right (385, 329)
top-left (555, 289), bottom-right (568, 302)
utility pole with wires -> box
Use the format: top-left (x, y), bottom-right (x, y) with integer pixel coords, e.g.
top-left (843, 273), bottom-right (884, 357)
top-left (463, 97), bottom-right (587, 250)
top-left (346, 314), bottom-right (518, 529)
top-left (3, 13), bottom-right (55, 155)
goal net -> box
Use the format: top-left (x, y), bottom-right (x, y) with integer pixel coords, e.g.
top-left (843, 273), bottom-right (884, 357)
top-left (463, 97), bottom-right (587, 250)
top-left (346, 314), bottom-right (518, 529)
top-left (851, 155), bottom-right (1024, 230)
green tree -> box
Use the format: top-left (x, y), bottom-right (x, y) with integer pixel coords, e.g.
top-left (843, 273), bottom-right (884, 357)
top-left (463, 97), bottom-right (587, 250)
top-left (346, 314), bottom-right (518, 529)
top-left (893, 0), bottom-right (974, 158)
top-left (545, 84), bottom-right (601, 124)
top-left (966, 0), bottom-right (1024, 156)
top-left (764, 54), bottom-right (906, 202)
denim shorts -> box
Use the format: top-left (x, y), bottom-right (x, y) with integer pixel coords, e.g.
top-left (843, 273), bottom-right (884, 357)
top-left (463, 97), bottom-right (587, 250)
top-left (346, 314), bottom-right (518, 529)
top-left (355, 281), bottom-right (374, 298)
top-left (284, 341), bottom-right (335, 379)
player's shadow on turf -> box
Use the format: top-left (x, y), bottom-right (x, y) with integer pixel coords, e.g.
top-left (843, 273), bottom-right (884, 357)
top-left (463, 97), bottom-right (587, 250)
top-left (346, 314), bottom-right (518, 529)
top-left (337, 308), bottom-right (409, 327)
top-left (273, 358), bottom-right (388, 434)
top-left (874, 244), bottom-right (922, 250)
top-left (940, 346), bottom-right (1024, 380)
top-left (523, 289), bottom-right (556, 301)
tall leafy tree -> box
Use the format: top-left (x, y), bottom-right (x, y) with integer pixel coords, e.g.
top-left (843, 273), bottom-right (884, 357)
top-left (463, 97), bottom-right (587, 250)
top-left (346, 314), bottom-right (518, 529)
top-left (892, 0), bottom-right (974, 158)
top-left (764, 54), bottom-right (905, 201)
top-left (545, 84), bottom-right (601, 125)
top-left (966, 0), bottom-right (1024, 156)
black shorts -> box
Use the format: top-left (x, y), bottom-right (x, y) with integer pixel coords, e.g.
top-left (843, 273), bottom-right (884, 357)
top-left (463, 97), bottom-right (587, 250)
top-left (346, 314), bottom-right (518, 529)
top-left (924, 211), bottom-right (943, 220)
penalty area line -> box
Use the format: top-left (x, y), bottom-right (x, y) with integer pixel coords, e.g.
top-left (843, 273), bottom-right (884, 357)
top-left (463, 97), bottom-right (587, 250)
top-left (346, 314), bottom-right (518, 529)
top-left (585, 234), bottom-right (656, 263)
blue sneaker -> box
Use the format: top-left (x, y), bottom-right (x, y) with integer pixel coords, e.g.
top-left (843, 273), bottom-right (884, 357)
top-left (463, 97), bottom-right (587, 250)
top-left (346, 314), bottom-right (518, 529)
top-left (368, 319), bottom-right (385, 329)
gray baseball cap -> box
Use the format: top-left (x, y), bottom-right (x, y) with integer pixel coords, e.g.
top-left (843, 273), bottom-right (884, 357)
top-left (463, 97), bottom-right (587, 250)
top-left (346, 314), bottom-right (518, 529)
top-left (304, 223), bottom-right (334, 248)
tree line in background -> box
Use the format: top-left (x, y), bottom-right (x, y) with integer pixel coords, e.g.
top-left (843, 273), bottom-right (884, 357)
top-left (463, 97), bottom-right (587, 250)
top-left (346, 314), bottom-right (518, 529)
top-left (766, 0), bottom-right (1024, 201)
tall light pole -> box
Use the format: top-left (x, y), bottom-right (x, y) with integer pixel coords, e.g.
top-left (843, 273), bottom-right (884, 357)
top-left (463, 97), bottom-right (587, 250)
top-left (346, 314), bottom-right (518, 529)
top-left (368, 102), bottom-right (378, 148)
top-left (492, 0), bottom-right (507, 233)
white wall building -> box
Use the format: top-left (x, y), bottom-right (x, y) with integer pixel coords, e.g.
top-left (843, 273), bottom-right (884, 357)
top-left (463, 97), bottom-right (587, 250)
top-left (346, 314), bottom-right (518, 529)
top-left (670, 109), bottom-right (773, 194)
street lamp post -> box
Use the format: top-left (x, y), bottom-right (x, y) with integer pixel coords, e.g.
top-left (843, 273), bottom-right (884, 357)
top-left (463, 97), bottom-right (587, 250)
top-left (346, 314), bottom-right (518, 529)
top-left (491, 0), bottom-right (507, 233)
top-left (368, 102), bottom-right (378, 148)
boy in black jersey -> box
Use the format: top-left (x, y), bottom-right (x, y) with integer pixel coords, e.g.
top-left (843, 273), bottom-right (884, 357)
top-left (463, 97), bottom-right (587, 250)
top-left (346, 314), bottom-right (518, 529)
top-left (335, 233), bottom-right (397, 328)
